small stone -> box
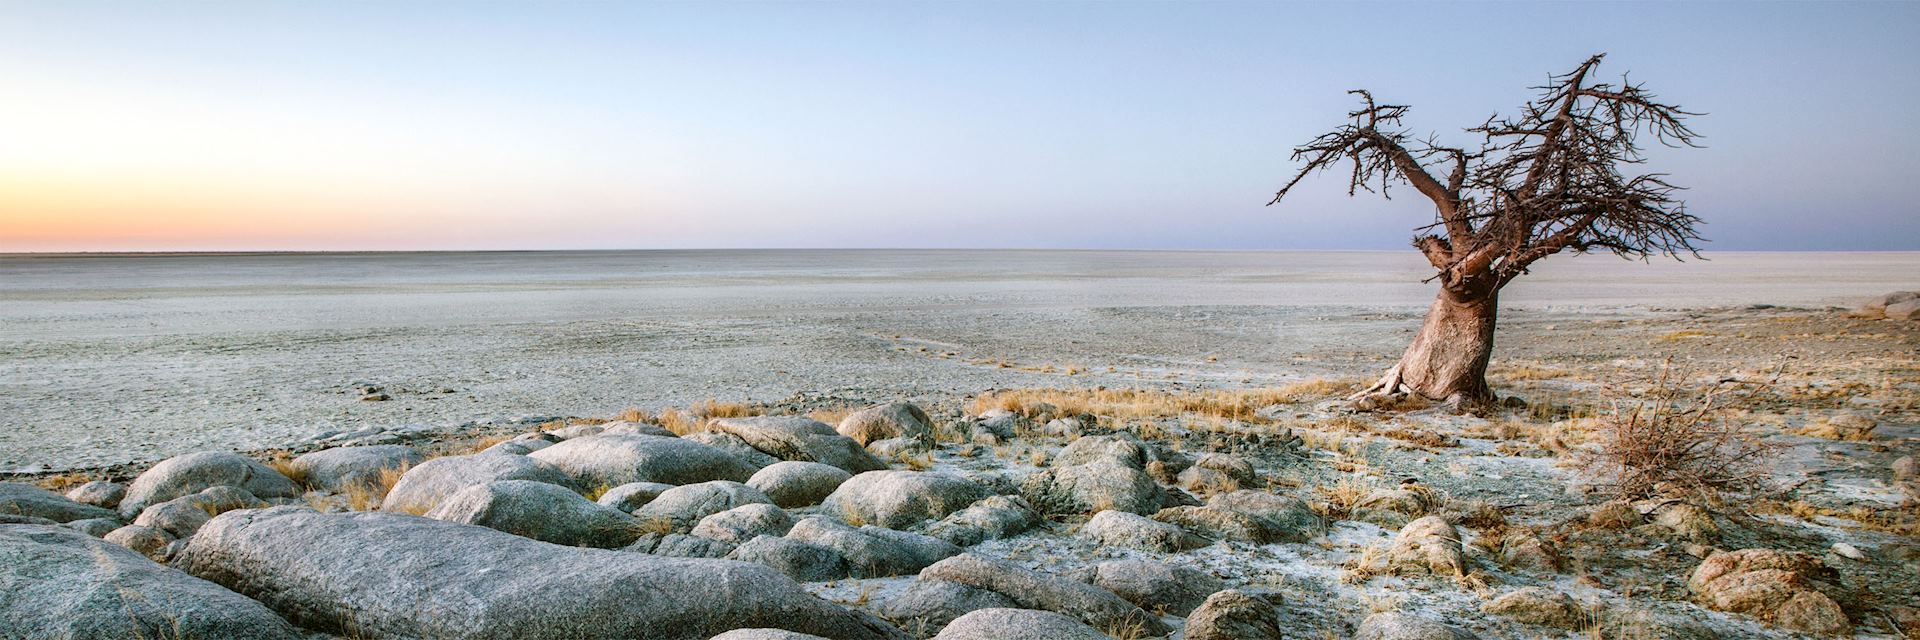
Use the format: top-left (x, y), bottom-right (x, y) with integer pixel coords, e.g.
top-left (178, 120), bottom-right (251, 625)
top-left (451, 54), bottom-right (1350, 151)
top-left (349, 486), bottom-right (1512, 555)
top-left (1184, 589), bottom-right (1281, 640)
top-left (1828, 542), bottom-right (1865, 561)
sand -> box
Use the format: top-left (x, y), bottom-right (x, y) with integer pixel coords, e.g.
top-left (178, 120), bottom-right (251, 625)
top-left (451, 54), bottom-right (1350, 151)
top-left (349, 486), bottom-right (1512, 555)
top-left (3, 249), bottom-right (1915, 472)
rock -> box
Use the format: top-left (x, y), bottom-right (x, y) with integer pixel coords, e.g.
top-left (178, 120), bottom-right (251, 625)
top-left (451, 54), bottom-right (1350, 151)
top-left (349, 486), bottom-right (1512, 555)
top-left (932, 608), bottom-right (1106, 640)
top-left (1021, 458), bottom-right (1162, 516)
top-left (1886, 299), bottom-right (1920, 321)
top-left (1863, 291), bottom-right (1920, 314)
top-left (837, 402), bottom-right (934, 446)
top-left (381, 453), bottom-right (578, 514)
top-left (824, 470), bottom-right (992, 530)
top-left (65, 481), bottom-right (126, 509)
top-left (748, 461), bottom-right (852, 508)
top-left (1151, 506), bottom-right (1291, 544)
top-left (636, 481), bottom-right (774, 531)
top-left (1183, 589), bottom-right (1281, 640)
top-left (119, 451), bottom-right (300, 517)
top-left (685, 431), bottom-right (784, 469)
top-left (134, 486), bottom-right (266, 539)
top-left (710, 631), bottom-right (829, 640)
top-left (971, 410), bottom-right (1022, 440)
top-left (1351, 487), bottom-right (1435, 527)
top-left (548, 423), bottom-right (607, 439)
top-left (531, 434), bottom-right (757, 488)
top-left (918, 553), bottom-right (1170, 635)
top-left (425, 480), bottom-right (642, 548)
top-left (786, 516), bottom-right (958, 578)
top-left (1054, 434), bottom-right (1151, 469)
top-left (1585, 500), bottom-right (1640, 529)
top-left (1483, 587), bottom-right (1581, 629)
top-left (1894, 455), bottom-right (1918, 481)
top-left (1191, 453), bottom-right (1257, 484)
top-left (1044, 417), bottom-right (1088, 438)
top-left (1687, 548), bottom-right (1850, 635)
top-left (1648, 501), bottom-right (1719, 542)
top-left (1367, 516), bottom-right (1466, 577)
top-left (923, 495), bottom-right (1041, 546)
top-left (66, 517), bottom-right (122, 538)
top-left (693, 503), bottom-right (793, 544)
top-left (1090, 559), bottom-right (1223, 616)
top-left (867, 436), bottom-right (931, 459)
top-left (176, 506), bottom-right (909, 639)
top-left (1354, 612), bottom-right (1478, 640)
top-left (1500, 535), bottom-right (1563, 572)
top-left (1081, 509), bottom-right (1205, 553)
top-left (600, 421), bottom-right (677, 437)
top-left (1829, 542), bottom-right (1865, 561)
top-left (879, 579), bottom-right (1021, 633)
top-left (710, 416), bottom-right (889, 474)
top-left (289, 445), bottom-right (424, 491)
top-left (598, 481), bottom-right (675, 511)
top-left (625, 532), bottom-right (738, 559)
top-left (0, 481), bottom-right (118, 523)
top-left (482, 440), bottom-right (542, 455)
top-left (2, 524), bottom-right (301, 639)
top-left (0, 514), bottom-right (57, 525)
top-left (727, 535), bottom-right (849, 581)
top-left (104, 524), bottom-right (174, 560)
top-left (1206, 490), bottom-right (1324, 542)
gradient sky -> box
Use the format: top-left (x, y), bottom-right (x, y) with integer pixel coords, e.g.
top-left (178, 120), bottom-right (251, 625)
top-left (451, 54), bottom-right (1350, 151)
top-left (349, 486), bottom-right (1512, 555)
top-left (2, 1), bottom-right (1916, 252)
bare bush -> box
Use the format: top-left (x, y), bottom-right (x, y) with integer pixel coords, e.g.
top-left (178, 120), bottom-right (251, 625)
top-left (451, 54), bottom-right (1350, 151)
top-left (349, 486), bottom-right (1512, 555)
top-left (1577, 365), bottom-right (1780, 503)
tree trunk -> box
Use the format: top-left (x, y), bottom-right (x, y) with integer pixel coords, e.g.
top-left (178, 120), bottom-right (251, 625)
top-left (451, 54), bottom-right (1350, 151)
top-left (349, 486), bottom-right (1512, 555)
top-left (1362, 285), bottom-right (1499, 406)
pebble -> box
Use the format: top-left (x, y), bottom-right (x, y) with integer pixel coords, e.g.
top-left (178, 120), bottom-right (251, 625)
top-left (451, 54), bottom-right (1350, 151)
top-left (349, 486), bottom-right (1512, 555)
top-left (1829, 542), bottom-right (1865, 561)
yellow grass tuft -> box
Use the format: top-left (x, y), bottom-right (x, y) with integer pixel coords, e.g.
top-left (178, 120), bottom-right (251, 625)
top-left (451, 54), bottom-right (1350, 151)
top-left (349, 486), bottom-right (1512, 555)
top-left (691, 399), bottom-right (758, 419)
top-left (808, 407), bottom-right (857, 426)
top-left (966, 379), bottom-right (1361, 424)
top-left (344, 464), bottom-right (410, 512)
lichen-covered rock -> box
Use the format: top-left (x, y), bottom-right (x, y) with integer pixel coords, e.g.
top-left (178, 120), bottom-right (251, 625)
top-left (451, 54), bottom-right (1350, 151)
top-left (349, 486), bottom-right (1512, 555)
top-left (727, 535), bottom-right (849, 581)
top-left (547, 423), bottom-right (607, 439)
top-left (1483, 587), bottom-right (1581, 629)
top-left (175, 506), bottom-right (910, 640)
top-left (1351, 487), bottom-right (1436, 527)
top-left (1354, 612), bottom-right (1478, 640)
top-left (597, 481), bottom-right (675, 511)
top-left (1648, 501), bottom-right (1719, 542)
top-left (685, 431), bottom-right (783, 469)
top-left (625, 532), bottom-right (738, 559)
top-left (878, 579), bottom-right (1020, 633)
top-left (1206, 491), bottom-right (1324, 542)
top-left (710, 416), bottom-right (889, 474)
top-left (1151, 505), bottom-right (1288, 544)
top-left (1500, 535), bottom-right (1562, 573)
top-left (2, 524), bottom-right (300, 640)
top-left (786, 516), bottom-right (958, 578)
top-left (1054, 434), bottom-right (1151, 469)
top-left (1366, 516), bottom-right (1466, 577)
top-left (1081, 509), bottom-right (1206, 553)
top-left (922, 495), bottom-right (1040, 546)
top-left (1, 481), bottom-right (118, 523)
top-left (134, 486), bottom-right (265, 539)
top-left (104, 523), bottom-right (174, 561)
top-left (1021, 458), bottom-right (1161, 516)
top-left (635, 481), bottom-right (774, 530)
top-left (932, 608), bottom-right (1107, 640)
top-left (865, 436), bottom-right (929, 459)
top-left (825, 470), bottom-right (991, 530)
top-left (748, 461), bottom-right (852, 508)
top-left (380, 453), bottom-right (578, 514)
top-left (600, 421), bottom-right (677, 437)
top-left (1090, 559), bottom-right (1223, 617)
top-left (1183, 589), bottom-right (1281, 640)
top-left (530, 434), bottom-right (757, 488)
top-left (1687, 548), bottom-right (1851, 635)
top-left (289, 445), bottom-right (424, 491)
top-left (119, 451), bottom-right (299, 517)
top-left (837, 402), bottom-right (934, 446)
top-left (426, 480), bottom-right (642, 548)
top-left (65, 481), bottom-right (126, 510)
top-left (66, 517), bottom-right (121, 538)
top-left (918, 553), bottom-right (1171, 636)
top-left (693, 503), bottom-right (793, 544)
top-left (709, 630), bottom-right (829, 640)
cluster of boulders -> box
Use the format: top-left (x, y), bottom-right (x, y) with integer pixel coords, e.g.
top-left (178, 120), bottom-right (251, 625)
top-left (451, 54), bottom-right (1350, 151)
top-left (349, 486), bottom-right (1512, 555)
top-left (0, 397), bottom-right (1883, 639)
top-left (1853, 290), bottom-right (1920, 320)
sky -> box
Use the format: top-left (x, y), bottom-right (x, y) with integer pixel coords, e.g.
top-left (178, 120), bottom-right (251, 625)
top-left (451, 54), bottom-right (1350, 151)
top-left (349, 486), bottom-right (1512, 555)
top-left (1, 1), bottom-right (1916, 252)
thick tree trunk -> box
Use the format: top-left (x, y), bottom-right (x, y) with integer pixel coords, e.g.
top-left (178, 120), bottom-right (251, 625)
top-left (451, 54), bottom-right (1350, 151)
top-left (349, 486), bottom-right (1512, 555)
top-left (1360, 285), bottom-right (1499, 407)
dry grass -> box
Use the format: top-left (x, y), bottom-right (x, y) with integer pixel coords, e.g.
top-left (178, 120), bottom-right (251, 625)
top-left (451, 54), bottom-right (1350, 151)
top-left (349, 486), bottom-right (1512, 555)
top-left (1489, 362), bottom-right (1577, 381)
top-left (807, 407), bottom-right (857, 426)
top-left (344, 464), bottom-right (410, 512)
top-left (618, 407), bottom-right (651, 422)
top-left (464, 434), bottom-right (514, 454)
top-left (654, 409), bottom-right (707, 436)
top-left (1655, 329), bottom-right (1712, 342)
top-left (691, 399), bottom-right (758, 419)
top-left (1314, 476), bottom-right (1376, 520)
top-left (966, 379), bottom-right (1360, 423)
top-left (261, 451), bottom-right (307, 488)
top-left (32, 471), bottom-right (94, 492)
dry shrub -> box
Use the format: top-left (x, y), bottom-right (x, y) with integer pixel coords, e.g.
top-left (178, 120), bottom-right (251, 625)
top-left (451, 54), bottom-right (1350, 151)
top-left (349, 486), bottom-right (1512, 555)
top-left (1576, 364), bottom-right (1780, 503)
top-left (691, 399), bottom-right (758, 419)
top-left (655, 409), bottom-right (707, 435)
top-left (618, 407), bottom-right (651, 422)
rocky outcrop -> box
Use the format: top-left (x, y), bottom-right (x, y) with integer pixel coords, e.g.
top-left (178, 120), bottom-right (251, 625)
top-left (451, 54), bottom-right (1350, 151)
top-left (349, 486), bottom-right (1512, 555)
top-left (1, 523), bottom-right (299, 640)
top-left (878, 579), bottom-right (1020, 633)
top-left (727, 535), bottom-right (849, 581)
top-left (918, 553), bottom-right (1171, 636)
top-left (748, 461), bottom-right (852, 508)
top-left (1687, 548), bottom-right (1851, 635)
top-left (931, 608), bottom-right (1108, 640)
top-left (786, 516), bottom-right (958, 578)
top-left (1054, 434), bottom-right (1151, 469)
top-left (289, 445), bottom-right (424, 491)
top-left (175, 506), bottom-right (910, 640)
top-left (118, 451), bottom-right (299, 517)
top-left (104, 524), bottom-right (173, 560)
top-left (380, 453), bottom-right (578, 514)
top-left (693, 503), bottom-right (794, 544)
top-left (1353, 612), bottom-right (1479, 640)
top-left (1088, 559), bottom-right (1223, 617)
top-left (709, 631), bottom-right (829, 640)
top-left (1482, 587), bottom-right (1582, 629)
top-left (1205, 490), bottom-right (1324, 542)
top-left (1366, 516), bottom-right (1466, 577)
top-left (530, 434), bottom-right (756, 487)
top-left (1183, 589), bottom-right (1281, 640)
top-left (685, 432), bottom-right (783, 469)
top-left (836, 402), bottom-right (934, 446)
top-left (64, 481), bottom-right (126, 510)
top-left (425, 480), bottom-right (642, 548)
top-left (710, 416), bottom-right (889, 474)
top-left (1151, 505), bottom-right (1289, 544)
top-left (1081, 509), bottom-right (1206, 553)
top-left (635, 481), bottom-right (774, 530)
top-left (1021, 458), bottom-right (1161, 515)
top-left (134, 486), bottom-right (265, 539)
top-left (923, 495), bottom-right (1041, 546)
top-left (597, 481), bottom-right (675, 511)
top-left (1, 482), bottom-right (117, 523)
top-left (824, 470), bottom-right (992, 530)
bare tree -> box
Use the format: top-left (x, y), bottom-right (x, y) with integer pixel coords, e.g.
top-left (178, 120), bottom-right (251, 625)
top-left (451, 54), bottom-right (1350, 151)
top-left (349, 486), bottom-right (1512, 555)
top-left (1269, 54), bottom-right (1703, 407)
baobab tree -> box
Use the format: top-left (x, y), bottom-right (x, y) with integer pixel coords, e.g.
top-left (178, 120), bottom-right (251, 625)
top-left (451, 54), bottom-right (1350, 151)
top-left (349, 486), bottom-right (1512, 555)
top-left (1269, 54), bottom-right (1703, 407)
